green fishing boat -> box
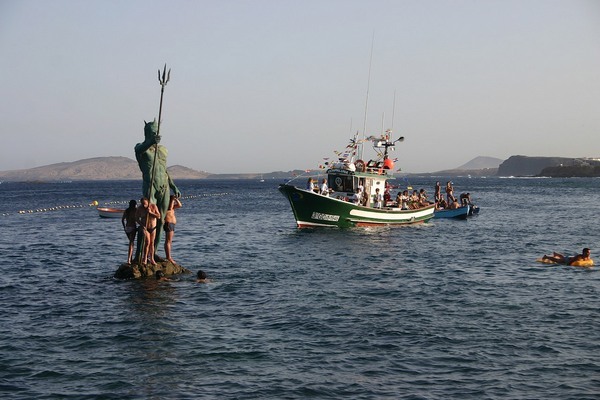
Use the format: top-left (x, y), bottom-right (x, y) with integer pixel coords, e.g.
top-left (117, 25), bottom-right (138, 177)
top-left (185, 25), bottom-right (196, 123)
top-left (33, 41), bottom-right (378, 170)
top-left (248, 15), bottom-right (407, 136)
top-left (279, 133), bottom-right (435, 228)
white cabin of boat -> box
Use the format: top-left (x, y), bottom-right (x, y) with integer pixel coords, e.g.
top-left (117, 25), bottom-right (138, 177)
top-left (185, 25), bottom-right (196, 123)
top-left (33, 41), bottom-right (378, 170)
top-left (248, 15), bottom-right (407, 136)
top-left (326, 159), bottom-right (391, 208)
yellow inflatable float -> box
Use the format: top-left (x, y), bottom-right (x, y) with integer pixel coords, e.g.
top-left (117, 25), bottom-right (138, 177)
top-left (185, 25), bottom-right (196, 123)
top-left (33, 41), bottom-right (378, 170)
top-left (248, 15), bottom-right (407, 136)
top-left (537, 248), bottom-right (593, 267)
top-left (536, 258), bottom-right (594, 267)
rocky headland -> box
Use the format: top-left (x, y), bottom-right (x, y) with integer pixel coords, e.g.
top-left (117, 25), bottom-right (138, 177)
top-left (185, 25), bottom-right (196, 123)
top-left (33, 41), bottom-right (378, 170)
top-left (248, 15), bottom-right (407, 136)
top-left (497, 156), bottom-right (600, 177)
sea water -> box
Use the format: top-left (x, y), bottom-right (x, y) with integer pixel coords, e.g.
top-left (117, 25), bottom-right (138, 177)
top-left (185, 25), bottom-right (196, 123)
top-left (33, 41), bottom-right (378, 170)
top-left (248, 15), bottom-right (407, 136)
top-left (0, 177), bottom-right (599, 399)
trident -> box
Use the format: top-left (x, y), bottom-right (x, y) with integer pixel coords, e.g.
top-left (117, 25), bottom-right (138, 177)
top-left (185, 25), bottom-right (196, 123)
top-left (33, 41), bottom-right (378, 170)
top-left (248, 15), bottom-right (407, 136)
top-left (142, 65), bottom-right (170, 264)
top-left (148, 64), bottom-right (171, 204)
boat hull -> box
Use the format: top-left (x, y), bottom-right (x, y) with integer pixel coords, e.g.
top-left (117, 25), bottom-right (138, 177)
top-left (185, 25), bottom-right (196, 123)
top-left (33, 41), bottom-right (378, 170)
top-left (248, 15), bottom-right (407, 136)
top-left (97, 207), bottom-right (124, 218)
top-left (434, 204), bottom-right (481, 219)
top-left (434, 205), bottom-right (471, 219)
top-left (279, 184), bottom-right (435, 228)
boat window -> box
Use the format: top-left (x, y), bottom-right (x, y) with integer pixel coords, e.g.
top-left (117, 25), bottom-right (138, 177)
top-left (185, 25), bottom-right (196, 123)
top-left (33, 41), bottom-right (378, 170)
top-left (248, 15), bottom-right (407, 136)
top-left (328, 174), bottom-right (355, 193)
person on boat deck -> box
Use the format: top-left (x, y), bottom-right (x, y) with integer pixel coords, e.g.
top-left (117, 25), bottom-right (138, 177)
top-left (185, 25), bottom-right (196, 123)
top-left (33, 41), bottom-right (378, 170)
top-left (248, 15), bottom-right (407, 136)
top-left (374, 188), bottom-right (383, 208)
top-left (434, 181), bottom-right (442, 203)
top-left (445, 181), bottom-right (455, 203)
top-left (419, 189), bottom-right (430, 207)
top-left (383, 188), bottom-right (391, 206)
top-left (351, 188), bottom-right (361, 204)
top-left (542, 248), bottom-right (591, 266)
top-left (449, 197), bottom-right (461, 210)
top-left (164, 195), bottom-right (182, 264)
top-left (320, 179), bottom-right (329, 196)
top-left (399, 190), bottom-right (410, 210)
top-left (395, 191), bottom-right (403, 207)
top-left (122, 200), bottom-right (138, 264)
top-left (408, 190), bottom-right (420, 209)
top-left (460, 192), bottom-right (472, 206)
top-left (136, 197), bottom-right (161, 265)
top-left (306, 178), bottom-right (314, 191)
top-left (436, 197), bottom-right (448, 210)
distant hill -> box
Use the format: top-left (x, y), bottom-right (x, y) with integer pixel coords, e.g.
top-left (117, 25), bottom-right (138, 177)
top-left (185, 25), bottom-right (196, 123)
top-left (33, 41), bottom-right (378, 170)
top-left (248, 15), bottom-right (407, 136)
top-left (0, 157), bottom-right (211, 181)
top-left (0, 157), bottom-right (302, 181)
top-left (167, 165), bottom-right (211, 179)
top-left (423, 155), bottom-right (600, 178)
top-left (414, 156), bottom-right (503, 177)
top-left (455, 156), bottom-right (503, 170)
top-left (495, 156), bottom-right (600, 177)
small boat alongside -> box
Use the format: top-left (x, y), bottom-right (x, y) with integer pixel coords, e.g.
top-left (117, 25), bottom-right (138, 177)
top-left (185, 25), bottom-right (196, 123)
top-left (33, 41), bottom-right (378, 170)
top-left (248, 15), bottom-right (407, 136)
top-left (97, 207), bottom-right (125, 219)
top-left (433, 200), bottom-right (480, 219)
top-left (434, 205), bottom-right (471, 219)
top-left (279, 133), bottom-right (435, 228)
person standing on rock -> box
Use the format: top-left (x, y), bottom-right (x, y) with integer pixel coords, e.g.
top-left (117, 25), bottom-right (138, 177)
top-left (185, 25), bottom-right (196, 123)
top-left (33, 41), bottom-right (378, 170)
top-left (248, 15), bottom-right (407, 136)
top-left (136, 197), bottom-right (161, 265)
top-left (121, 200), bottom-right (138, 264)
top-left (135, 119), bottom-right (181, 261)
top-left (164, 195), bottom-right (182, 264)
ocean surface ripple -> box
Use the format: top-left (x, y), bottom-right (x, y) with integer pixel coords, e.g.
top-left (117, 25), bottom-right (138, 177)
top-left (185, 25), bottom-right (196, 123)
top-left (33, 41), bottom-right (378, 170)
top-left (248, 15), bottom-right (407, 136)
top-left (0, 177), bottom-right (599, 399)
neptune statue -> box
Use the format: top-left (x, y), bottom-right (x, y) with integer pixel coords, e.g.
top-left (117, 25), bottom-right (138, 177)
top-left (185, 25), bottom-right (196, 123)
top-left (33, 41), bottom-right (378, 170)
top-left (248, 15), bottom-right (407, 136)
top-left (135, 119), bottom-right (181, 260)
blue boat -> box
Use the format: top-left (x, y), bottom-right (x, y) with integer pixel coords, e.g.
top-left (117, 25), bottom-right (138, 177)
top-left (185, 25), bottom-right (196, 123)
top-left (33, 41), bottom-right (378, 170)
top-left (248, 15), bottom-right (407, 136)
top-left (434, 205), bottom-right (471, 219)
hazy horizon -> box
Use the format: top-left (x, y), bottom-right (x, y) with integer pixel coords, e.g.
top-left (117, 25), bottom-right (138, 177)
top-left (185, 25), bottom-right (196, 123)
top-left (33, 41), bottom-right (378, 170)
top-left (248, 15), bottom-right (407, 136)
top-left (0, 154), bottom-right (507, 176)
top-left (1, 0), bottom-right (599, 174)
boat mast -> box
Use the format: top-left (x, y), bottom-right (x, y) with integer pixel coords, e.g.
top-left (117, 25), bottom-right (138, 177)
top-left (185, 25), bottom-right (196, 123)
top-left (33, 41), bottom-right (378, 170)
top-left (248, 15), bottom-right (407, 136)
top-left (391, 89), bottom-right (396, 132)
top-left (383, 90), bottom-right (399, 161)
top-left (359, 33), bottom-right (374, 161)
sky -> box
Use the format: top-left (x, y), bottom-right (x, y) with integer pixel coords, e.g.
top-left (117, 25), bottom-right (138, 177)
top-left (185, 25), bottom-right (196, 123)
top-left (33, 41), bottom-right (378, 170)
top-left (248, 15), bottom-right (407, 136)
top-left (1, 0), bottom-right (599, 174)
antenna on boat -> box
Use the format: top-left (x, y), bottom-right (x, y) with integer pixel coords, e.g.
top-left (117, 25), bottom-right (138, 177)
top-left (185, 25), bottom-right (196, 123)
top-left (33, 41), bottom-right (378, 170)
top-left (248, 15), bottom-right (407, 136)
top-left (391, 89), bottom-right (396, 131)
top-left (359, 32), bottom-right (375, 161)
top-left (382, 134), bottom-right (404, 160)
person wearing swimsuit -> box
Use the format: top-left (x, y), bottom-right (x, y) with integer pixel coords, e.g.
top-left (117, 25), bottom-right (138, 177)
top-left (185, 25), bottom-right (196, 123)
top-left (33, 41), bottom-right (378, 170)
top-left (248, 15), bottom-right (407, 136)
top-left (136, 197), bottom-right (161, 265)
top-left (121, 199), bottom-right (137, 264)
top-left (543, 248), bottom-right (591, 266)
top-left (164, 195), bottom-right (182, 264)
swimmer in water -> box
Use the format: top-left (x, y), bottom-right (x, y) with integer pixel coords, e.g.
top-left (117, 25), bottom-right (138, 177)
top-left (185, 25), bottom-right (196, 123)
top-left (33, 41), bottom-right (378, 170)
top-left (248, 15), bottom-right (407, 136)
top-left (155, 270), bottom-right (171, 281)
top-left (542, 248), bottom-right (591, 266)
top-left (196, 270), bottom-right (210, 283)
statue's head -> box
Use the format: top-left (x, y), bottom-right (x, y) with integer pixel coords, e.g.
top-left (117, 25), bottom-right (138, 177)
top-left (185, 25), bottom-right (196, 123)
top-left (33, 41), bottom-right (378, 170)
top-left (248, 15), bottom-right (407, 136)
top-left (144, 119), bottom-right (158, 138)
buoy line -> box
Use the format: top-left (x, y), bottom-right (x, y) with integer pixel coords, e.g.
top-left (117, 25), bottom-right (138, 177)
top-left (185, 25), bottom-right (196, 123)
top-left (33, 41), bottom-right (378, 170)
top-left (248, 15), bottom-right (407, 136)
top-left (4, 192), bottom-right (232, 217)
top-left (15, 204), bottom-right (87, 215)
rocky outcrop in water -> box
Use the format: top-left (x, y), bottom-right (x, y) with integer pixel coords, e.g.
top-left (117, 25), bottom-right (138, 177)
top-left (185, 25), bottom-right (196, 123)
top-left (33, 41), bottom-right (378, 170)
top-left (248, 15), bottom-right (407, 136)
top-left (114, 259), bottom-right (191, 280)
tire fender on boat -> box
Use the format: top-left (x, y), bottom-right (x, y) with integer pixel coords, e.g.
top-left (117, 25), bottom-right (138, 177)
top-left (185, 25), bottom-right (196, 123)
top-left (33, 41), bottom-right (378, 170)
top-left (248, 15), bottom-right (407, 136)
top-left (355, 160), bottom-right (366, 173)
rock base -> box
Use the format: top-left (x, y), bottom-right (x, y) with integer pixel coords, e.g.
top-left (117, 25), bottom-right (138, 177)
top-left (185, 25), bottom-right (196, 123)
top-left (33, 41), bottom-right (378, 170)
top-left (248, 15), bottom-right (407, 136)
top-left (114, 259), bottom-right (191, 280)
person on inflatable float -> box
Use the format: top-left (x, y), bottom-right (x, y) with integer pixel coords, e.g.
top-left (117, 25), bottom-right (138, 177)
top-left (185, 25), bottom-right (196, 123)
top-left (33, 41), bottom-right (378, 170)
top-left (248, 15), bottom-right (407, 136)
top-left (542, 248), bottom-right (591, 266)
